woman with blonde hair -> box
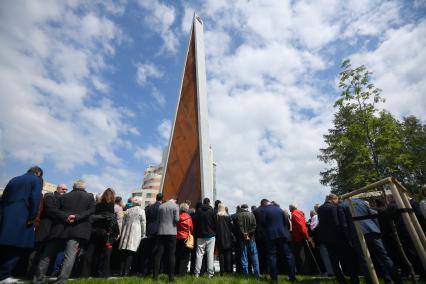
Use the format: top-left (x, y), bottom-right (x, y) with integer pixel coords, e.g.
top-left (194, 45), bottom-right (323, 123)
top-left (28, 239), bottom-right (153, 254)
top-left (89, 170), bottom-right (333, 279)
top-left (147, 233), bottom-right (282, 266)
top-left (216, 203), bottom-right (234, 275)
top-left (119, 197), bottom-right (146, 276)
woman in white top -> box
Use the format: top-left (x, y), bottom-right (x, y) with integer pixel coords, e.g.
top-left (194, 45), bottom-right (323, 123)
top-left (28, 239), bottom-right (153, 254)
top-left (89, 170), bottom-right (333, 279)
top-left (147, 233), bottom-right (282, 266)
top-left (118, 197), bottom-right (146, 275)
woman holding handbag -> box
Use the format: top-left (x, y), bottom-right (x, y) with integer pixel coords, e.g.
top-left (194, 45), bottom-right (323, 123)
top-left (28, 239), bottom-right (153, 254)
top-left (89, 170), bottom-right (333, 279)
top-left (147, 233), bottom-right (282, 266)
top-left (175, 202), bottom-right (193, 275)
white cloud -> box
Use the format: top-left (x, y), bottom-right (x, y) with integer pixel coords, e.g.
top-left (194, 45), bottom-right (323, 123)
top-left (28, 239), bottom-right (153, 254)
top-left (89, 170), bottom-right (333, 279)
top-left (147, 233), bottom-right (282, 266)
top-left (1, 0), bottom-right (422, 217)
top-left (181, 4), bottom-right (195, 34)
top-left (342, 1), bottom-right (401, 38)
top-left (151, 87), bottom-right (166, 106)
top-left (350, 21), bottom-right (426, 120)
top-left (99, 0), bottom-right (127, 16)
top-left (134, 119), bottom-right (170, 165)
top-left (137, 0), bottom-right (178, 54)
top-left (186, 0), bottom-right (416, 214)
top-left (92, 77), bottom-right (109, 93)
top-left (136, 62), bottom-right (163, 86)
top-left (204, 30), bottom-right (231, 58)
top-left (0, 1), bottom-right (133, 171)
top-left (158, 119), bottom-right (171, 141)
top-left (134, 145), bottom-right (163, 164)
top-left (82, 166), bottom-right (141, 198)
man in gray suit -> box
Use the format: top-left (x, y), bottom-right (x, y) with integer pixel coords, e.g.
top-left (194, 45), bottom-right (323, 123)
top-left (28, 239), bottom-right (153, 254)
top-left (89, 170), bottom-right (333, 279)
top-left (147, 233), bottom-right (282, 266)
top-left (153, 198), bottom-right (179, 282)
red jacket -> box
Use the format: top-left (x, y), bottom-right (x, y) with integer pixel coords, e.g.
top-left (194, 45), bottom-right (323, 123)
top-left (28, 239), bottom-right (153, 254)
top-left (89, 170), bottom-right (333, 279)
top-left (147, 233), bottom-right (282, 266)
top-left (291, 209), bottom-right (309, 242)
top-left (177, 212), bottom-right (193, 239)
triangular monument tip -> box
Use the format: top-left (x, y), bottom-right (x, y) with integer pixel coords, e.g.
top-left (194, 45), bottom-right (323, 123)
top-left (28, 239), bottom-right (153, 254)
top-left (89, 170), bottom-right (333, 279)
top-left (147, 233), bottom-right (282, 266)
top-left (160, 15), bottom-right (213, 206)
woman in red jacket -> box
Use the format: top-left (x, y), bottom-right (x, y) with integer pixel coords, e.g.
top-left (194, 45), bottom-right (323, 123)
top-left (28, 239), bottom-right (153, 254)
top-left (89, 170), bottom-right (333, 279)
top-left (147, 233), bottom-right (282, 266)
top-left (175, 202), bottom-right (193, 275)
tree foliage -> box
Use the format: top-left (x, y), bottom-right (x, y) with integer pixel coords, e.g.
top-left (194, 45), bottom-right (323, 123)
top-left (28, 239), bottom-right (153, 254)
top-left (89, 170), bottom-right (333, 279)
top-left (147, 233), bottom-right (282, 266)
top-left (318, 60), bottom-right (426, 196)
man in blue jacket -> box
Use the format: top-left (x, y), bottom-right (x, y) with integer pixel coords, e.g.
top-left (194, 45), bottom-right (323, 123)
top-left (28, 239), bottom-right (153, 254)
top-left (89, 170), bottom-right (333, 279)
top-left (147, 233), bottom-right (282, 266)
top-left (343, 198), bottom-right (402, 284)
top-left (259, 199), bottom-right (296, 283)
top-left (0, 166), bottom-right (43, 282)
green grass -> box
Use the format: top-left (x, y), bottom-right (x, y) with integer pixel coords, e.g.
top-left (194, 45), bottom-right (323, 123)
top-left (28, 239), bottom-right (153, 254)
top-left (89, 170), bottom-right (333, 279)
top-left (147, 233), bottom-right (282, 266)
top-left (69, 275), bottom-right (333, 284)
top-left (69, 275), bottom-right (415, 284)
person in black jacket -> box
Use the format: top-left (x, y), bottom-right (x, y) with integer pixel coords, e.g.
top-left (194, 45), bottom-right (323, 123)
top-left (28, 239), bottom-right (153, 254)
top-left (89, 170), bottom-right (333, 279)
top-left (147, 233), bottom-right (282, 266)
top-left (317, 194), bottom-right (358, 284)
top-left (140, 193), bottom-right (162, 276)
top-left (231, 206), bottom-right (242, 274)
top-left (216, 203), bottom-right (234, 275)
top-left (27, 184), bottom-right (68, 278)
top-left (80, 188), bottom-right (119, 278)
top-left (194, 198), bottom-right (216, 278)
top-left (34, 179), bottom-right (95, 284)
top-left (253, 199), bottom-right (268, 274)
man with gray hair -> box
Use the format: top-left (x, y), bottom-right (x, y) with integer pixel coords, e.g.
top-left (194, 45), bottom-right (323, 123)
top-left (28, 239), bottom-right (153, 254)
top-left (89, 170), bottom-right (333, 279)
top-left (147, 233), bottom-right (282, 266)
top-left (153, 197), bottom-right (179, 282)
top-left (34, 179), bottom-right (95, 284)
top-left (289, 203), bottom-right (308, 274)
top-left (27, 184), bottom-right (68, 277)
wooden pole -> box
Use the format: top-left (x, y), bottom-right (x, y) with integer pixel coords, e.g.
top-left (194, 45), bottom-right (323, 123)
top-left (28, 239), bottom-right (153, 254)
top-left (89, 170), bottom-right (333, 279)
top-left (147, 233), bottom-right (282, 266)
top-left (340, 177), bottom-right (392, 199)
top-left (391, 178), bottom-right (408, 192)
top-left (398, 190), bottom-right (426, 250)
top-left (347, 199), bottom-right (379, 284)
top-left (389, 183), bottom-right (426, 270)
top-left (392, 180), bottom-right (426, 249)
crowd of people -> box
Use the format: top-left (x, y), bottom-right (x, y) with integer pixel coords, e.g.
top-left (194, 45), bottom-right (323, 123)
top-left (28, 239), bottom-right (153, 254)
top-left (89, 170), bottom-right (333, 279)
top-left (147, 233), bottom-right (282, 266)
top-left (0, 166), bottom-right (425, 284)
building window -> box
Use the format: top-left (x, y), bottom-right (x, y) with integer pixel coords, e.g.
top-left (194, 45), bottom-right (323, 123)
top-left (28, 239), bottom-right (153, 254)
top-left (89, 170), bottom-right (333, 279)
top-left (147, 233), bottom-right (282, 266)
top-left (145, 201), bottom-right (150, 207)
top-left (146, 193), bottom-right (152, 198)
top-left (133, 193), bottom-right (142, 197)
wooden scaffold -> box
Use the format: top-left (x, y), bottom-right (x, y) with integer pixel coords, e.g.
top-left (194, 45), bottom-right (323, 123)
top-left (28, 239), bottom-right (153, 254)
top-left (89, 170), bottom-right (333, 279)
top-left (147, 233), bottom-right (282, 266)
top-left (340, 177), bottom-right (426, 284)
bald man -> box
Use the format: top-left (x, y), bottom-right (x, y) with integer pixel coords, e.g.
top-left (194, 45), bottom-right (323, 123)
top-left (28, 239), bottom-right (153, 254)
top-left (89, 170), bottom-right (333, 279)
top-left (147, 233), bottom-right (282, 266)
top-left (56, 184), bottom-right (68, 195)
top-left (27, 184), bottom-right (69, 277)
top-left (36, 184), bottom-right (68, 241)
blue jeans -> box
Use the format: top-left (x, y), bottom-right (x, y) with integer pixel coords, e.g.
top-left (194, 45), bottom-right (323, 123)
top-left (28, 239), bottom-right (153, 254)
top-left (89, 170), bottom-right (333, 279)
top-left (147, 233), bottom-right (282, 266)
top-left (240, 239), bottom-right (260, 276)
top-left (53, 251), bottom-right (65, 274)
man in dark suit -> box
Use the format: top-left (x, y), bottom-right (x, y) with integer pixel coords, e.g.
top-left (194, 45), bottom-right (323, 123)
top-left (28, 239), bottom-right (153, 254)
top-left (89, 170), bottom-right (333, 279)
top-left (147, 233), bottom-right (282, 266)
top-left (140, 193), bottom-right (162, 275)
top-left (34, 179), bottom-right (95, 284)
top-left (0, 166), bottom-right (43, 282)
top-left (259, 199), bottom-right (296, 283)
top-left (27, 184), bottom-right (68, 277)
top-left (254, 200), bottom-right (268, 274)
top-left (317, 194), bottom-right (359, 284)
top-left (35, 184), bottom-right (68, 245)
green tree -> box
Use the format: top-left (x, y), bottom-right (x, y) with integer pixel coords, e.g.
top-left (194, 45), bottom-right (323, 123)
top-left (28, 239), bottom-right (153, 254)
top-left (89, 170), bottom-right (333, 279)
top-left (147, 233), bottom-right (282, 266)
top-left (318, 60), bottom-right (406, 195)
top-left (397, 116), bottom-right (426, 196)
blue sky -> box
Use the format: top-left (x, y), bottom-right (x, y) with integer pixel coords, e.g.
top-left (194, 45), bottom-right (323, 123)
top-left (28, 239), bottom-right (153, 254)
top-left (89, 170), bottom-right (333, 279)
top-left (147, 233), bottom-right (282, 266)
top-left (0, 0), bottom-right (425, 214)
